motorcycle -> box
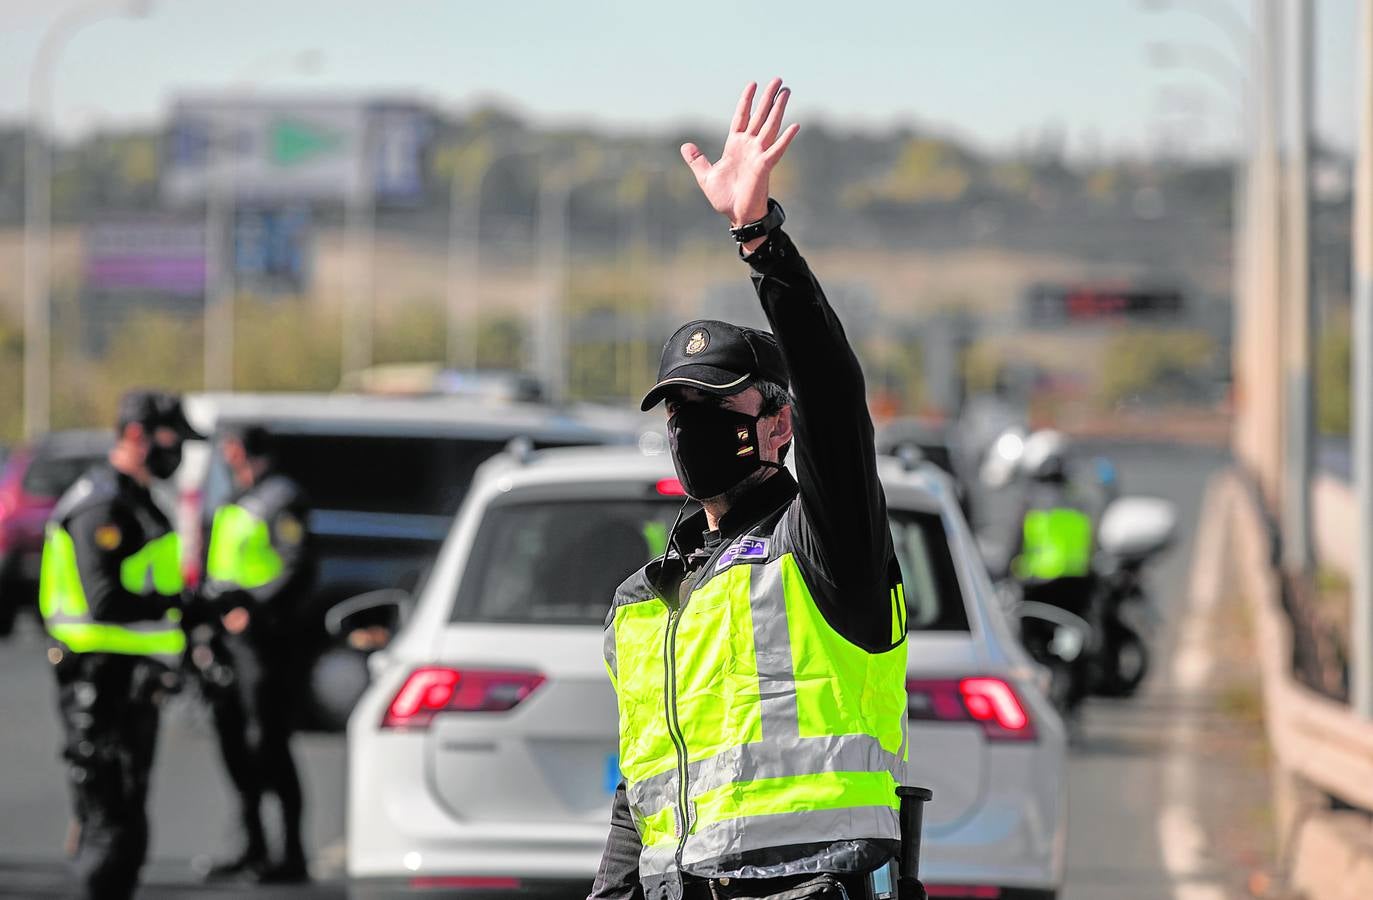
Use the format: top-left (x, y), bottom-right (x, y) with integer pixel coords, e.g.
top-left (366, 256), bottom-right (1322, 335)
top-left (1089, 495), bottom-right (1176, 698)
top-left (986, 494), bottom-right (1176, 720)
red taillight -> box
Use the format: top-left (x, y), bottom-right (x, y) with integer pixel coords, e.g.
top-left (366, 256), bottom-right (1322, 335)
top-left (906, 677), bottom-right (1036, 742)
top-left (382, 667), bottom-right (545, 729)
top-left (655, 478), bottom-right (686, 496)
top-left (960, 678), bottom-right (1030, 734)
top-left (924, 886), bottom-right (1002, 898)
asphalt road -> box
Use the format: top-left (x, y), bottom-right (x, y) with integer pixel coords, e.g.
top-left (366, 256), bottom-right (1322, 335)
top-left (1056, 442), bottom-right (1233, 900)
top-left (0, 441), bottom-right (1231, 899)
top-left (0, 623), bottom-right (348, 898)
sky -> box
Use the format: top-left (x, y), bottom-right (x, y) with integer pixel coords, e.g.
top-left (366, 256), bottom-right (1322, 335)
top-left (0, 0), bottom-right (1360, 159)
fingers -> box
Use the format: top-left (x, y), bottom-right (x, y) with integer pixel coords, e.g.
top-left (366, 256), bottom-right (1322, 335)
top-left (730, 82), bottom-right (757, 133)
top-left (759, 87), bottom-right (791, 146)
top-left (763, 123), bottom-right (801, 165)
top-left (680, 142), bottom-right (712, 186)
top-left (747, 77), bottom-right (784, 136)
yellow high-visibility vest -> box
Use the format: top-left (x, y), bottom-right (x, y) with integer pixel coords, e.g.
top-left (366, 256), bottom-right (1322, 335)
top-left (605, 550), bottom-right (908, 885)
top-left (39, 525), bottom-right (185, 667)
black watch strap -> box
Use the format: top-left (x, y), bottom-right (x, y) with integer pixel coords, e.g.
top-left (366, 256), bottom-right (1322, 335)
top-left (729, 198), bottom-right (785, 243)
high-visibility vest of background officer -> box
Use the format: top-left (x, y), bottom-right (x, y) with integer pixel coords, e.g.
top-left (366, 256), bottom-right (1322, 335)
top-left (1010, 430), bottom-right (1095, 584)
top-left (40, 469), bottom-right (186, 668)
top-left (1013, 499), bottom-right (1094, 583)
top-left (205, 495), bottom-right (287, 597)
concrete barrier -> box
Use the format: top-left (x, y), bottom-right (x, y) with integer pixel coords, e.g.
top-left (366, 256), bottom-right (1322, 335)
top-left (1312, 474), bottom-right (1356, 577)
top-left (1221, 471), bottom-right (1373, 897)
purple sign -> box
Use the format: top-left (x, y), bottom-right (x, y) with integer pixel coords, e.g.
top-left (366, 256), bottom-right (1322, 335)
top-left (84, 220), bottom-right (206, 296)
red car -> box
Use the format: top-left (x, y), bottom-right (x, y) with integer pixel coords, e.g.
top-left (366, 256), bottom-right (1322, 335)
top-left (0, 430), bottom-right (113, 635)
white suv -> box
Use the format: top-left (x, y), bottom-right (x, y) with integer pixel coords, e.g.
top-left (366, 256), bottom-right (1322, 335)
top-left (346, 446), bottom-right (1066, 899)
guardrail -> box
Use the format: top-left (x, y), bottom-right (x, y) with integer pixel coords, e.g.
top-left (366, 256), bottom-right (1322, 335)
top-left (1224, 471), bottom-right (1373, 896)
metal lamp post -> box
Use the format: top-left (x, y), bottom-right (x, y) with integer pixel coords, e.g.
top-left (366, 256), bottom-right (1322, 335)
top-left (203, 49), bottom-right (325, 393)
top-left (23, 0), bottom-right (153, 439)
top-left (446, 145), bottom-right (542, 372)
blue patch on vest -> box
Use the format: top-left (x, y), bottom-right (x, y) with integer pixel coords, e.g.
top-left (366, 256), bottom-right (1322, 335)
top-left (716, 536), bottom-right (770, 571)
top-left (604, 754), bottom-right (621, 794)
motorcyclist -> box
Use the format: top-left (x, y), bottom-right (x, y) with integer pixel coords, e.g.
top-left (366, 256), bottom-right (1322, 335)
top-left (1005, 430), bottom-right (1098, 712)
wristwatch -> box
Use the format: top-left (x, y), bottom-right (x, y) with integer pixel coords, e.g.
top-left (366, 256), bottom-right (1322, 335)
top-left (729, 199), bottom-right (785, 244)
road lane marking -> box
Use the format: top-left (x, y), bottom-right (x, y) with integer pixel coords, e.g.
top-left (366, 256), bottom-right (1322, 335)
top-left (1158, 475), bottom-right (1230, 900)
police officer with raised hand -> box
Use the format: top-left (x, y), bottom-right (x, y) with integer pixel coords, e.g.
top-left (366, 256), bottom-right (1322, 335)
top-left (593, 79), bottom-right (914, 900)
top-left (39, 389), bottom-right (200, 900)
top-left (200, 424), bottom-right (314, 884)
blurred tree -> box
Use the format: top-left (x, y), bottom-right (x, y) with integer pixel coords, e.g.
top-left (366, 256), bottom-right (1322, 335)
top-left (473, 315), bottom-right (527, 372)
top-left (844, 137), bottom-right (975, 207)
top-left (1317, 311), bottom-right (1351, 436)
top-left (0, 315), bottom-right (23, 441)
top-left (1100, 328), bottom-right (1217, 407)
top-left (51, 308), bottom-right (201, 431)
top-left (860, 338), bottom-right (924, 417)
top-left (374, 301), bottom-right (446, 365)
top-left (234, 297), bottom-right (342, 392)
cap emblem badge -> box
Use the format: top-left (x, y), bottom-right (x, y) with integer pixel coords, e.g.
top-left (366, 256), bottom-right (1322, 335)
top-left (684, 330), bottom-right (709, 355)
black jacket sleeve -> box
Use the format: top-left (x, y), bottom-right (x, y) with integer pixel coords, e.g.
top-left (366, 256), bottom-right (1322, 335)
top-left (588, 781), bottom-right (645, 900)
top-left (67, 502), bottom-right (174, 624)
top-left (746, 229), bottom-right (897, 650)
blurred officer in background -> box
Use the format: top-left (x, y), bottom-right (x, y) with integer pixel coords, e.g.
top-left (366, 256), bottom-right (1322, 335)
top-left (1008, 429), bottom-right (1098, 711)
top-left (594, 79), bottom-right (916, 900)
top-left (39, 389), bottom-right (199, 900)
top-left (200, 424), bottom-right (315, 884)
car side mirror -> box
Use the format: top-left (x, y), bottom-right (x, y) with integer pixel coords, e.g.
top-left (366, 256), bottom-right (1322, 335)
top-left (324, 588), bottom-right (414, 641)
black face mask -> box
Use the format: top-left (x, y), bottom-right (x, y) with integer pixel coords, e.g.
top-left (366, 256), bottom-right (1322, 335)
top-left (667, 404), bottom-right (780, 501)
top-left (146, 441), bottom-right (183, 481)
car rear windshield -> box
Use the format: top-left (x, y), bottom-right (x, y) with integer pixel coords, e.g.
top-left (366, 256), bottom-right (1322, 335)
top-left (450, 498), bottom-right (969, 631)
top-left (23, 455), bottom-right (106, 499)
top-left (451, 498), bottom-right (684, 625)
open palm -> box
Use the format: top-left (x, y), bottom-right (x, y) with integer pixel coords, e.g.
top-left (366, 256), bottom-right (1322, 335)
top-left (681, 79), bottom-right (800, 227)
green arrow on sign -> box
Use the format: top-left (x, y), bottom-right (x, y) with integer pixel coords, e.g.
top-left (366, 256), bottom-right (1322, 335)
top-left (269, 118), bottom-right (344, 167)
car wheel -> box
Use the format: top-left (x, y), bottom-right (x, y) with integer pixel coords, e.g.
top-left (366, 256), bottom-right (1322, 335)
top-left (1110, 628), bottom-right (1150, 696)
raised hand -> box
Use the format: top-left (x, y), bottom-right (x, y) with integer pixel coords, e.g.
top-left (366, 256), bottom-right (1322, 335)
top-left (680, 78), bottom-right (800, 230)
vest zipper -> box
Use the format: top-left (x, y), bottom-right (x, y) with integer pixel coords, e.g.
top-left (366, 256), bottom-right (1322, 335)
top-left (662, 600), bottom-right (692, 863)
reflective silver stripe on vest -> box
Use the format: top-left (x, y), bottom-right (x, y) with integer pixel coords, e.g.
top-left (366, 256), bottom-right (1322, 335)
top-left (748, 560), bottom-right (801, 740)
top-left (638, 841), bottom-right (679, 878)
top-left (681, 805), bottom-right (901, 871)
top-left (629, 733), bottom-right (904, 822)
top-left (604, 624), bottom-right (619, 682)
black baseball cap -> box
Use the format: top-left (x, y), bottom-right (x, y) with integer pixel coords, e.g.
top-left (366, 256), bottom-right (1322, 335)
top-left (639, 319), bottom-right (789, 412)
top-left (116, 390), bottom-right (205, 440)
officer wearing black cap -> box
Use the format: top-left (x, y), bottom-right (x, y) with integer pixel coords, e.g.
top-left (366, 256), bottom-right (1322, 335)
top-left (39, 389), bottom-right (201, 900)
top-left (199, 424), bottom-right (315, 883)
top-left (594, 80), bottom-right (916, 900)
